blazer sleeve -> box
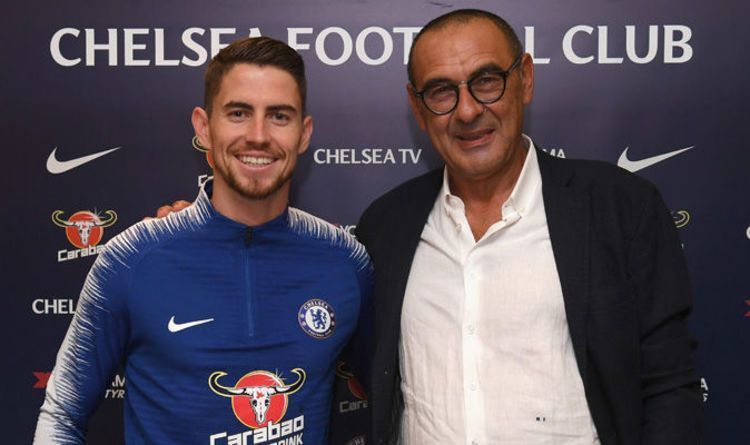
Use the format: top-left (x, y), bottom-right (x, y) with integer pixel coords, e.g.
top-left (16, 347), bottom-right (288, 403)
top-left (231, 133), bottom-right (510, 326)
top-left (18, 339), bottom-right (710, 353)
top-left (629, 187), bottom-right (703, 444)
top-left (341, 250), bottom-right (374, 397)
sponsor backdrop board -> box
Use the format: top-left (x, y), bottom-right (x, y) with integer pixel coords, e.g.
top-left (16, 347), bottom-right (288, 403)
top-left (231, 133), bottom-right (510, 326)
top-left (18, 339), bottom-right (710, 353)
top-left (3, 0), bottom-right (749, 443)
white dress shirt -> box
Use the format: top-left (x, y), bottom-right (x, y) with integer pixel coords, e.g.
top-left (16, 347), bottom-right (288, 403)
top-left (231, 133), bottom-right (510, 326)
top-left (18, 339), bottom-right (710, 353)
top-left (399, 137), bottom-right (599, 444)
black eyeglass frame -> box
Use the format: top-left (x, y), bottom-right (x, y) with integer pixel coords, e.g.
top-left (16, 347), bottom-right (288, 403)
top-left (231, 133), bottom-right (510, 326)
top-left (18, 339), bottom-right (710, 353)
top-left (412, 54), bottom-right (524, 116)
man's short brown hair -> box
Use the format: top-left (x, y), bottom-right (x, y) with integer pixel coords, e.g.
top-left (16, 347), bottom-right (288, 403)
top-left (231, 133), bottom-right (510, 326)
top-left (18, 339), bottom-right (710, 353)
top-left (204, 37), bottom-right (307, 115)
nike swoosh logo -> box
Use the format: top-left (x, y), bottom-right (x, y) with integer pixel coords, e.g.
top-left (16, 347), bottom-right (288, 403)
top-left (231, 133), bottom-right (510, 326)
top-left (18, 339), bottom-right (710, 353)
top-left (46, 146), bottom-right (122, 174)
top-left (617, 146), bottom-right (694, 173)
top-left (168, 316), bottom-right (214, 333)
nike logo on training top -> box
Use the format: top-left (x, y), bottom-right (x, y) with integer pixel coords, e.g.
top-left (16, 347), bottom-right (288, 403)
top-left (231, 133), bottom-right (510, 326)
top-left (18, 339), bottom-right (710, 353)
top-left (168, 316), bottom-right (214, 333)
top-left (46, 146), bottom-right (122, 174)
top-left (617, 146), bottom-right (694, 173)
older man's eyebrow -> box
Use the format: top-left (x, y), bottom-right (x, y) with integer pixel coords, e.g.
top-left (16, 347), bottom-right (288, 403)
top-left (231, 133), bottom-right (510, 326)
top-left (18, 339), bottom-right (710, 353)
top-left (469, 62), bottom-right (505, 77)
top-left (418, 74), bottom-right (455, 90)
top-left (419, 63), bottom-right (506, 90)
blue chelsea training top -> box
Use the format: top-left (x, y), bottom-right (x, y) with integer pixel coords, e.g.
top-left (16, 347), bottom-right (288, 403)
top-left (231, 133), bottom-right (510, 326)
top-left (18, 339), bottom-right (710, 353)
top-left (34, 180), bottom-right (373, 445)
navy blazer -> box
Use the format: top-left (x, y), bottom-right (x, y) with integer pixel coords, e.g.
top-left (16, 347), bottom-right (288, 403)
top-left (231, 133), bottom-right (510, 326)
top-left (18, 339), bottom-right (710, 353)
top-left (355, 149), bottom-right (702, 445)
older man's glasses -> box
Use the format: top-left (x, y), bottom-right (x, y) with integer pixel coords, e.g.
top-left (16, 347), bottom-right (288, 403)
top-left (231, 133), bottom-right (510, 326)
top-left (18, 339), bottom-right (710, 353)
top-left (412, 55), bottom-right (523, 115)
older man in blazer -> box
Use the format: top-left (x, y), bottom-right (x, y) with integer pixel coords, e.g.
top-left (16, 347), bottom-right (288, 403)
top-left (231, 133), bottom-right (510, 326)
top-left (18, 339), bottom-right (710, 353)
top-left (355, 9), bottom-right (702, 445)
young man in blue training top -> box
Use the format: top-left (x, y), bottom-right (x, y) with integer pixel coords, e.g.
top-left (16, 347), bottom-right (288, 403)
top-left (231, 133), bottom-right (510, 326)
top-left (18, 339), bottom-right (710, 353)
top-left (34, 36), bottom-right (372, 445)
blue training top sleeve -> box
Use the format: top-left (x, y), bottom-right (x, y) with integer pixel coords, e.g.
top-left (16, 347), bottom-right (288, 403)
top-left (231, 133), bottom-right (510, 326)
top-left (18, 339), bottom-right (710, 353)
top-left (34, 238), bottom-right (132, 444)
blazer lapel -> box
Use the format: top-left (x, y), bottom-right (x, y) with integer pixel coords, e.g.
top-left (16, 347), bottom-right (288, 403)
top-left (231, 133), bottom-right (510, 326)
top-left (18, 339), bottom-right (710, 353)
top-left (538, 150), bottom-right (591, 378)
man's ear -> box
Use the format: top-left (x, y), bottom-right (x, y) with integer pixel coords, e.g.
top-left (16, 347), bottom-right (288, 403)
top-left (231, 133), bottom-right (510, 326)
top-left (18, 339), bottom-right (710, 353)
top-left (297, 115), bottom-right (314, 155)
top-left (406, 83), bottom-right (427, 131)
top-left (520, 53), bottom-right (535, 105)
top-left (191, 107), bottom-right (211, 149)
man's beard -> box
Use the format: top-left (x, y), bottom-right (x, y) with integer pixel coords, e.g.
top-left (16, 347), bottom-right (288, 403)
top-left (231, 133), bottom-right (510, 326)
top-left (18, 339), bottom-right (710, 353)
top-left (221, 162), bottom-right (294, 201)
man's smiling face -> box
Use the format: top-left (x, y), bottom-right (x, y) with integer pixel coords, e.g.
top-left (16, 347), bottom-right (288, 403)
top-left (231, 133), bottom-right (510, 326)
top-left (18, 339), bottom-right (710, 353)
top-left (196, 62), bottom-right (312, 202)
top-left (408, 18), bottom-right (533, 185)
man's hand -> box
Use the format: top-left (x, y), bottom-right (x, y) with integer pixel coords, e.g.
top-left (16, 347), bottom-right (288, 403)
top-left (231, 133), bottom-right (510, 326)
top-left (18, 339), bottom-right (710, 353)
top-left (143, 200), bottom-right (192, 221)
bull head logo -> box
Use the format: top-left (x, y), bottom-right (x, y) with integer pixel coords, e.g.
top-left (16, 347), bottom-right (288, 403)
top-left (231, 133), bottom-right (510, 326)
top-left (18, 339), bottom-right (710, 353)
top-left (52, 210), bottom-right (117, 248)
top-left (335, 361), bottom-right (367, 401)
top-left (209, 368), bottom-right (306, 427)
